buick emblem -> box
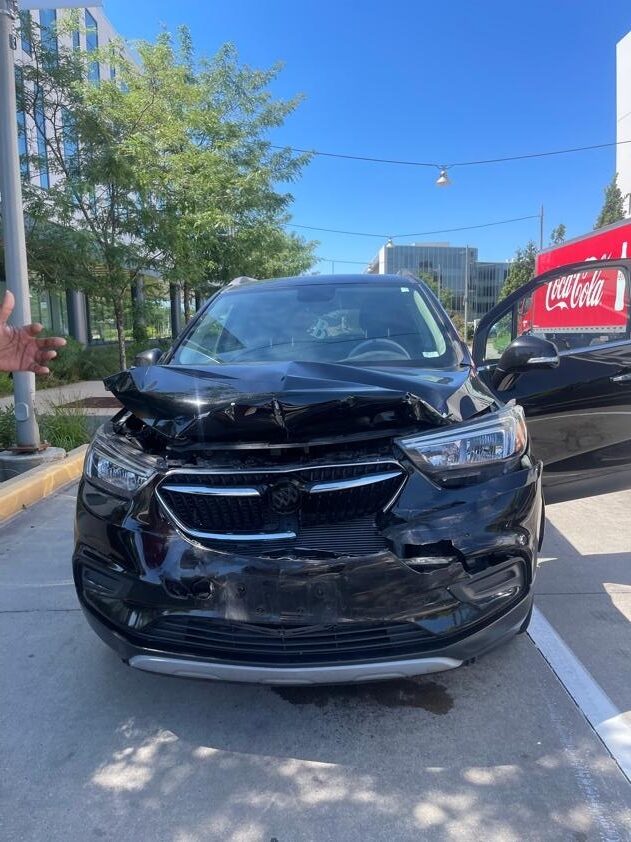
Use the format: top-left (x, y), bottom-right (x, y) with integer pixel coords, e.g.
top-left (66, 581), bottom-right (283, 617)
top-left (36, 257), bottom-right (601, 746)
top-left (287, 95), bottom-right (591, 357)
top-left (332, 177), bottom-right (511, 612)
top-left (269, 480), bottom-right (301, 514)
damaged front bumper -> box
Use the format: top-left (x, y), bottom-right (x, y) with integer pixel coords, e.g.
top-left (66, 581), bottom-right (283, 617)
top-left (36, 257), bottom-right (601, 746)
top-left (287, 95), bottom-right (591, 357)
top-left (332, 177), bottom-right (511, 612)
top-left (73, 456), bottom-right (542, 684)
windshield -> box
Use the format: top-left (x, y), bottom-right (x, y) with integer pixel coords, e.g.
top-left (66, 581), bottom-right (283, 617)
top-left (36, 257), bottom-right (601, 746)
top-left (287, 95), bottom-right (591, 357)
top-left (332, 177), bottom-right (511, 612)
top-left (171, 282), bottom-right (457, 367)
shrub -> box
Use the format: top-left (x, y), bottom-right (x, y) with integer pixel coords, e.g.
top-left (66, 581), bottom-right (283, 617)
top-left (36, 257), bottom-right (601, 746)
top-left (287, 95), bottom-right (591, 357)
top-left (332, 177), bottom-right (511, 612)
top-left (0, 406), bottom-right (16, 450)
top-left (0, 402), bottom-right (89, 452)
top-left (0, 373), bottom-right (12, 398)
top-left (39, 403), bottom-right (90, 451)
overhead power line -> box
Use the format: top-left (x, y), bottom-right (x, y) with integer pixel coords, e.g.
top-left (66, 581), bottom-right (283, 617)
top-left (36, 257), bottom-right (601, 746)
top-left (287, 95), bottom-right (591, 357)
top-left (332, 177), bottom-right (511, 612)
top-left (287, 213), bottom-right (540, 240)
top-left (272, 139), bottom-right (631, 169)
top-left (318, 257), bottom-right (367, 265)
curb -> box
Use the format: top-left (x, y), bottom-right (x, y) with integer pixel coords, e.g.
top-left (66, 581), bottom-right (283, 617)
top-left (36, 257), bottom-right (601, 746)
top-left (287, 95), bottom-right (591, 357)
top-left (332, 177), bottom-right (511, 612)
top-left (0, 444), bottom-right (88, 523)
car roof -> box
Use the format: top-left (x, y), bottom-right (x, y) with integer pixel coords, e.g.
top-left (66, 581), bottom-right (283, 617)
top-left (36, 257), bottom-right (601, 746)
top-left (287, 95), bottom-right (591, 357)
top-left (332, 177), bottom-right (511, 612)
top-left (224, 273), bottom-right (420, 291)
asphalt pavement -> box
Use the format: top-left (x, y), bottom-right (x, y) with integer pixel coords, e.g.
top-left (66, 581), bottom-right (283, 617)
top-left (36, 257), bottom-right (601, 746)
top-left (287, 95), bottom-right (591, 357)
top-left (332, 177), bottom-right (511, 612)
top-left (1, 484), bottom-right (630, 842)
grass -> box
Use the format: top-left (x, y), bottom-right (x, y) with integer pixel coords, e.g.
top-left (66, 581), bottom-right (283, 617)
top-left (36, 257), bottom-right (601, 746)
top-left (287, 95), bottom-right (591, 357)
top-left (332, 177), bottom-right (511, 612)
top-left (0, 403), bottom-right (90, 452)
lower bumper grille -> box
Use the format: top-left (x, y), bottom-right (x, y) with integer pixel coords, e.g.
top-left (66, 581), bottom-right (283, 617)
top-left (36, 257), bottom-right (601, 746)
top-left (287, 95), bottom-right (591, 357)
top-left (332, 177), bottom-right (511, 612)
top-left (139, 616), bottom-right (434, 665)
top-left (196, 516), bottom-right (388, 556)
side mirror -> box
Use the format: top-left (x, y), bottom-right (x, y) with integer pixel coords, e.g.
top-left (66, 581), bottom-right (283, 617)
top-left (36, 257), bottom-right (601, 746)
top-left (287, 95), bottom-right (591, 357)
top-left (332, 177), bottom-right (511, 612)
top-left (133, 347), bottom-right (163, 368)
top-left (492, 335), bottom-right (559, 389)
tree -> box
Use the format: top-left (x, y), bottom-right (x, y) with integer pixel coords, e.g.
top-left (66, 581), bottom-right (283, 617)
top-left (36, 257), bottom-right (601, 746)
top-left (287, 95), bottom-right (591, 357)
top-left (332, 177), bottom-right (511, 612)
top-left (499, 222), bottom-right (568, 301)
top-left (18, 18), bottom-right (315, 366)
top-left (142, 32), bottom-right (316, 321)
top-left (18, 18), bottom-right (170, 367)
top-left (417, 271), bottom-right (453, 310)
top-left (416, 271), bottom-right (465, 335)
top-left (499, 241), bottom-right (538, 300)
top-left (594, 174), bottom-right (625, 229)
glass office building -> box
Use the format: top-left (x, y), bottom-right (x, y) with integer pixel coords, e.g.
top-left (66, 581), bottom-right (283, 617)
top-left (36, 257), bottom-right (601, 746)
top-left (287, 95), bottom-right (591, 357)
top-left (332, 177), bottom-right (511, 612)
top-left (473, 261), bottom-right (509, 319)
top-left (367, 243), bottom-right (508, 319)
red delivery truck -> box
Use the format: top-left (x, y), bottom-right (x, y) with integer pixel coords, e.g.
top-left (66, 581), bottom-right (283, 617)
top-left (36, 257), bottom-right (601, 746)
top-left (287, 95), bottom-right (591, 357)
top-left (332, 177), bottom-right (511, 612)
top-left (517, 219), bottom-right (630, 344)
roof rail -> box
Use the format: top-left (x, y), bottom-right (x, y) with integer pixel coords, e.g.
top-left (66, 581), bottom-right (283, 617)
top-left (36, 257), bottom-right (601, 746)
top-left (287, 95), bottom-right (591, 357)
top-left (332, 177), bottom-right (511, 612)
top-left (227, 276), bottom-right (259, 288)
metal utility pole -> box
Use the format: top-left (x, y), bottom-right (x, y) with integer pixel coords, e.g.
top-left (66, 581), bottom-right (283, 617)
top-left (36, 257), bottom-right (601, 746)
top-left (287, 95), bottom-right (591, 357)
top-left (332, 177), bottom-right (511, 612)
top-left (0, 0), bottom-right (40, 448)
top-left (539, 204), bottom-right (544, 250)
top-left (0, 0), bottom-right (102, 449)
top-left (463, 246), bottom-right (469, 344)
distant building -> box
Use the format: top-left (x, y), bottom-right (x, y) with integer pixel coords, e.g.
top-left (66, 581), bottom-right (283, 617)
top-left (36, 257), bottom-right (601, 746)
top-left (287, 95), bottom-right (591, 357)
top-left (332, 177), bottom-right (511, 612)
top-left (10, 5), bottom-right (124, 343)
top-left (617, 30), bottom-right (631, 217)
top-left (2, 6), bottom-right (171, 345)
top-left (366, 243), bottom-right (508, 319)
top-left (472, 261), bottom-right (509, 319)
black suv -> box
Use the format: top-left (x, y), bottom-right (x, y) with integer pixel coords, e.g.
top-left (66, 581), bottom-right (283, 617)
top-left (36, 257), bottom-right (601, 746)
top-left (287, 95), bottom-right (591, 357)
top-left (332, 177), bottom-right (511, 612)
top-left (74, 261), bottom-right (631, 683)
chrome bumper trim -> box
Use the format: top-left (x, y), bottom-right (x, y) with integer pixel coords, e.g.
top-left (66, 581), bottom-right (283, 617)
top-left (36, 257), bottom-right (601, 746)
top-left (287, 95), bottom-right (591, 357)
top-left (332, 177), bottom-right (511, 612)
top-left (128, 654), bottom-right (462, 684)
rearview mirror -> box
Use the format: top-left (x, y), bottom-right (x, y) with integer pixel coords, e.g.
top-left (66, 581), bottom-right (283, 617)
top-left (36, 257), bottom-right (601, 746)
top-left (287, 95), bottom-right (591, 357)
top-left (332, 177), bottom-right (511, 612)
top-left (133, 347), bottom-right (163, 368)
top-left (492, 335), bottom-right (559, 389)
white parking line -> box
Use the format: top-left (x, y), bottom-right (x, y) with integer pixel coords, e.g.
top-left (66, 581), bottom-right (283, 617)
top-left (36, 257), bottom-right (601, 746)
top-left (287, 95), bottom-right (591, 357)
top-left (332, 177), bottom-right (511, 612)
top-left (529, 606), bottom-right (631, 784)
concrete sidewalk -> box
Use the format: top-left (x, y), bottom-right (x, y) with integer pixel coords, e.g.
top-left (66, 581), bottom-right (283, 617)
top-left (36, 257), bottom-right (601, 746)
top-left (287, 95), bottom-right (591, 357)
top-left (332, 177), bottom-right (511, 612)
top-left (536, 489), bottom-right (631, 722)
top-left (0, 379), bottom-right (112, 411)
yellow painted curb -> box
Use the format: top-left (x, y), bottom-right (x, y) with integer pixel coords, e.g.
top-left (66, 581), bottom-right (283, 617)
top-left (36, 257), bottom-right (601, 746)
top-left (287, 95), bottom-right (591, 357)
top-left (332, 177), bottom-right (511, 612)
top-left (0, 444), bottom-right (88, 523)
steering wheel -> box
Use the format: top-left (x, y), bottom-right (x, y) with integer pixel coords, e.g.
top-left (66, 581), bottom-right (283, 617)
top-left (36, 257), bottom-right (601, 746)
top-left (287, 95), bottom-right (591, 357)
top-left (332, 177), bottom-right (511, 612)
top-left (346, 338), bottom-right (411, 361)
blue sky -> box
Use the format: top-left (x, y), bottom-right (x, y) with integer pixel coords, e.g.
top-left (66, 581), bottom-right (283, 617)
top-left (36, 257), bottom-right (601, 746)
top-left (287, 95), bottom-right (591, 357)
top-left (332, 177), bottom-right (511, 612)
top-left (103, 0), bottom-right (631, 269)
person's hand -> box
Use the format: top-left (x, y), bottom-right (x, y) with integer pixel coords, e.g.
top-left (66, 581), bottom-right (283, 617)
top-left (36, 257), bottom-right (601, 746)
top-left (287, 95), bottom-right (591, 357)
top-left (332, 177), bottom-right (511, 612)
top-left (0, 290), bottom-right (67, 375)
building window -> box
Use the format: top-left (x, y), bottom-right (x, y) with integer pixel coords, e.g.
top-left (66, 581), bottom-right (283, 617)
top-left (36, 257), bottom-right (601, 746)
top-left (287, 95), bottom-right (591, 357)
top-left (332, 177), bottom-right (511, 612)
top-left (17, 108), bottom-right (29, 180)
top-left (62, 108), bottom-right (79, 176)
top-left (39, 9), bottom-right (57, 57)
top-left (73, 29), bottom-right (80, 50)
top-left (110, 64), bottom-right (117, 80)
top-left (34, 88), bottom-right (49, 189)
top-left (85, 10), bottom-right (100, 82)
top-left (19, 10), bottom-right (32, 55)
top-left (15, 68), bottom-right (29, 180)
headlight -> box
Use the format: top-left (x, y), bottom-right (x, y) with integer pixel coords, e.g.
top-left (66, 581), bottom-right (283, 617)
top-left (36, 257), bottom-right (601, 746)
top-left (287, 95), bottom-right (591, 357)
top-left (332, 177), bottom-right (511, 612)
top-left (396, 404), bottom-right (527, 478)
top-left (85, 430), bottom-right (157, 496)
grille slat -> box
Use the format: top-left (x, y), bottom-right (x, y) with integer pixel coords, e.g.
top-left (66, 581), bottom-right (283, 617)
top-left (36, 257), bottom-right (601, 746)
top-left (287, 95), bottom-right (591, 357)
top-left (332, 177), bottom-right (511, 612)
top-left (157, 461), bottom-right (405, 556)
top-left (140, 616), bottom-right (432, 664)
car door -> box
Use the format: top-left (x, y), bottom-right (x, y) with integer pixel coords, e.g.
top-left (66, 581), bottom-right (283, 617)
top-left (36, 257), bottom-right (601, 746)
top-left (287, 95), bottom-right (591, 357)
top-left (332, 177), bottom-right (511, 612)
top-left (472, 259), bottom-right (631, 503)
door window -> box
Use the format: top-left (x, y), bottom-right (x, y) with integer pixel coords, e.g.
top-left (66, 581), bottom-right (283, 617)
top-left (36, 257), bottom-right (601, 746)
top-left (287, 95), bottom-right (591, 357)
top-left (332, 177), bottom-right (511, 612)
top-left (482, 264), bottom-right (630, 361)
top-left (485, 311), bottom-right (513, 360)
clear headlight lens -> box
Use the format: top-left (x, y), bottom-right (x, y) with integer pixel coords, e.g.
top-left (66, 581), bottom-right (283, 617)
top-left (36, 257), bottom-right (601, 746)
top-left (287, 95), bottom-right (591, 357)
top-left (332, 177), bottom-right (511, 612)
top-left (397, 404), bottom-right (527, 474)
top-left (85, 431), bottom-right (157, 496)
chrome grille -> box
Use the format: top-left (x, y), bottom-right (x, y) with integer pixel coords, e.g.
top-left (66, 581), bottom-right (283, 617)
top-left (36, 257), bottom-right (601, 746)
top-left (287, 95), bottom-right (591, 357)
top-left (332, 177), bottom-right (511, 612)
top-left (156, 461), bottom-right (405, 554)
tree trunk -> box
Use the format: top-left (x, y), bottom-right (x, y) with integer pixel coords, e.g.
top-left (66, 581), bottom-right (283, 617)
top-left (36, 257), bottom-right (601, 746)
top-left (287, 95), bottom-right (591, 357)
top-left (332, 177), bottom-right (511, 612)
top-left (169, 283), bottom-right (182, 339)
top-left (113, 300), bottom-right (127, 370)
top-left (131, 278), bottom-right (147, 343)
top-left (194, 290), bottom-right (202, 312)
top-left (183, 282), bottom-right (191, 323)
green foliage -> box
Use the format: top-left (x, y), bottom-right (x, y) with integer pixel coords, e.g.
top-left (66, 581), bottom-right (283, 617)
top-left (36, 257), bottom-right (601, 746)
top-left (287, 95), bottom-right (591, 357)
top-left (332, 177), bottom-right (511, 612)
top-left (0, 374), bottom-right (12, 398)
top-left (0, 403), bottom-right (89, 451)
top-left (499, 221), bottom-right (568, 300)
top-left (499, 241), bottom-right (538, 300)
top-left (416, 271), bottom-right (466, 335)
top-left (39, 404), bottom-right (90, 451)
top-left (0, 406), bottom-right (16, 449)
top-left (417, 272), bottom-right (453, 310)
top-left (595, 175), bottom-right (625, 229)
top-left (18, 19), bottom-right (316, 367)
top-left (550, 224), bottom-right (566, 245)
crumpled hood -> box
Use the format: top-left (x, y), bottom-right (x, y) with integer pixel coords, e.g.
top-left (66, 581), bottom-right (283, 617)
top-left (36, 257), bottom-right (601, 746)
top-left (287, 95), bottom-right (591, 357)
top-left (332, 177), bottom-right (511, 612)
top-left (105, 360), bottom-right (496, 443)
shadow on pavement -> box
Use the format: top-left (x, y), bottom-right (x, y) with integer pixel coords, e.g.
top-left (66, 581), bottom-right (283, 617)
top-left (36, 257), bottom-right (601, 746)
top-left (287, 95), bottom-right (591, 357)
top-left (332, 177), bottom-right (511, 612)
top-left (3, 611), bottom-right (631, 841)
